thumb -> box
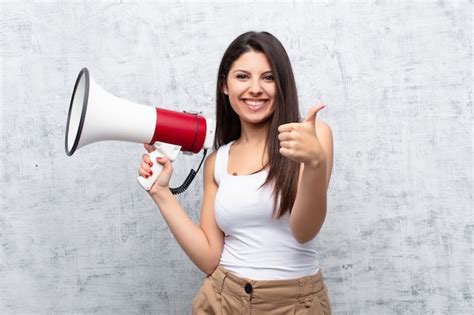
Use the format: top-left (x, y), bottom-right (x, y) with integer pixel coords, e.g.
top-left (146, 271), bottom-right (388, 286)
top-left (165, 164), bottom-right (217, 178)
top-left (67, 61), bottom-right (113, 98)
top-left (156, 156), bottom-right (174, 174)
top-left (303, 103), bottom-right (325, 124)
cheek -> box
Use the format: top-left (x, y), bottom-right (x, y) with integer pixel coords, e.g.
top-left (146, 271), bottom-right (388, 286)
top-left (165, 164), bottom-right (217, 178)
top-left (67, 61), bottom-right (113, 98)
top-left (227, 94), bottom-right (241, 109)
top-left (227, 88), bottom-right (246, 102)
top-left (264, 83), bottom-right (276, 98)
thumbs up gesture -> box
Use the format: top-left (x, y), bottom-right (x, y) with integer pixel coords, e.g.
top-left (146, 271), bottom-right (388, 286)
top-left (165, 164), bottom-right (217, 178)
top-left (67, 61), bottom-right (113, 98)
top-left (277, 103), bottom-right (327, 166)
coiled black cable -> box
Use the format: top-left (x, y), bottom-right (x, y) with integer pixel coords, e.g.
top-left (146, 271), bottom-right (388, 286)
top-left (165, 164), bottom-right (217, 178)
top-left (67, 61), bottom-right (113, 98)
top-left (170, 149), bottom-right (208, 195)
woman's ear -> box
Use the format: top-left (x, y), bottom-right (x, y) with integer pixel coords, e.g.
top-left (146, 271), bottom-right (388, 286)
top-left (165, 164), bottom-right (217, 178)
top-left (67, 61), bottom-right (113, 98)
top-left (222, 83), bottom-right (229, 95)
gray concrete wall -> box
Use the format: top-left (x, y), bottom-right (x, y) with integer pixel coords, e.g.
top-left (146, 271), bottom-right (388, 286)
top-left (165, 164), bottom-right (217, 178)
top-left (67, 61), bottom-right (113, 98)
top-left (1, 1), bottom-right (472, 314)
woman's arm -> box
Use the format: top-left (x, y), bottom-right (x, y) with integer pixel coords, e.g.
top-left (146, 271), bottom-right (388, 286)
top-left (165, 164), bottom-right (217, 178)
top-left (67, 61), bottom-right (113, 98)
top-left (290, 120), bottom-right (333, 243)
top-left (141, 148), bottom-right (224, 274)
top-left (278, 105), bottom-right (333, 243)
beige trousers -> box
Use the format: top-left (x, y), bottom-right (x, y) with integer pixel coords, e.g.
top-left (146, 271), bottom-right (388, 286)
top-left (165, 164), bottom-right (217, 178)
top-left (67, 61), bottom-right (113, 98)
top-left (192, 265), bottom-right (331, 315)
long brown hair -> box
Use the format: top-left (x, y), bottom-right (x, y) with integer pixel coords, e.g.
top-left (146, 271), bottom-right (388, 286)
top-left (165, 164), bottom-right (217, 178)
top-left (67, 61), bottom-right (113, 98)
top-left (214, 31), bottom-right (301, 218)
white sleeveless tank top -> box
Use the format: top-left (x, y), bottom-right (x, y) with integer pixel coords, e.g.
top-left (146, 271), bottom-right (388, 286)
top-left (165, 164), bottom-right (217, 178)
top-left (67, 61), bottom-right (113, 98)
top-left (214, 141), bottom-right (320, 280)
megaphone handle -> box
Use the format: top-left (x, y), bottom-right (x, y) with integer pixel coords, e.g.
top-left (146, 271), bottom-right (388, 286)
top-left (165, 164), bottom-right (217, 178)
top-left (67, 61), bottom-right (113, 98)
top-left (137, 143), bottom-right (181, 191)
top-left (137, 150), bottom-right (166, 191)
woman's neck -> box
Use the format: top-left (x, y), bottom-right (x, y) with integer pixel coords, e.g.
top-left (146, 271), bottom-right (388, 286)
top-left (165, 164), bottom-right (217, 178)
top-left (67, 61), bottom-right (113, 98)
top-left (237, 120), bottom-right (269, 146)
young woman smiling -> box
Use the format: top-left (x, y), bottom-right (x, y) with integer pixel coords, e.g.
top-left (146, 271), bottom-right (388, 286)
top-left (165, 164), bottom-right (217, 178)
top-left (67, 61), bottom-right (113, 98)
top-left (139, 31), bottom-right (333, 314)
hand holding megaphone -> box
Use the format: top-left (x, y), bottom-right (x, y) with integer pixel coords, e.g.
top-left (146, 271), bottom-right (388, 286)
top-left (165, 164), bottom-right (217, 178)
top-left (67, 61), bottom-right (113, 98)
top-left (65, 68), bottom-right (215, 193)
top-left (137, 142), bottom-right (179, 191)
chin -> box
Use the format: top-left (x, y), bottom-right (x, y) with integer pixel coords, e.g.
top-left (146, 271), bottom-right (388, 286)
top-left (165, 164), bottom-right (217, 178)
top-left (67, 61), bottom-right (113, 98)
top-left (243, 113), bottom-right (273, 125)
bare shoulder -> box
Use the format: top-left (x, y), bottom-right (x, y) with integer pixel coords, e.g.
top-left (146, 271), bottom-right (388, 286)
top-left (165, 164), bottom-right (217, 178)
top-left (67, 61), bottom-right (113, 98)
top-left (315, 120), bottom-right (333, 139)
top-left (203, 150), bottom-right (218, 186)
top-left (205, 150), bottom-right (217, 167)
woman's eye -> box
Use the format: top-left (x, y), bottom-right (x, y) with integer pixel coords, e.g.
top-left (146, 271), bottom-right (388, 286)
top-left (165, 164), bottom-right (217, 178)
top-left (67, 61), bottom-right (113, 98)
top-left (263, 75), bottom-right (274, 81)
top-left (236, 74), bottom-right (248, 80)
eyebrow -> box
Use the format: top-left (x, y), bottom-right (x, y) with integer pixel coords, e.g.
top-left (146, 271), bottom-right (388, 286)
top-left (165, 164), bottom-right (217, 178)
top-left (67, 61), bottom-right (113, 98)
top-left (231, 70), bottom-right (273, 74)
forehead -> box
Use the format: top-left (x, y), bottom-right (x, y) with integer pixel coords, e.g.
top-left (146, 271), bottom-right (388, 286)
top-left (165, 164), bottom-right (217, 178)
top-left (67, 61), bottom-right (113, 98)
top-left (229, 50), bottom-right (272, 72)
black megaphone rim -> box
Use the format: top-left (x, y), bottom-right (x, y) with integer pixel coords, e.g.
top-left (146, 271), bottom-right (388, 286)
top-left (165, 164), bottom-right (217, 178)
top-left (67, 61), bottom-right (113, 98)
top-left (65, 67), bottom-right (90, 156)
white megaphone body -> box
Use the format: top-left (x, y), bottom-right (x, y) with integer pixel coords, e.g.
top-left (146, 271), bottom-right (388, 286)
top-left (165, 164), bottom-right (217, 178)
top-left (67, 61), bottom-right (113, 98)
top-left (65, 68), bottom-right (215, 191)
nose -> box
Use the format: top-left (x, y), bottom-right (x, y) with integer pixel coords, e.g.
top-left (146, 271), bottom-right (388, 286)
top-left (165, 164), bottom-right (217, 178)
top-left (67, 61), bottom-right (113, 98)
top-left (248, 79), bottom-right (262, 95)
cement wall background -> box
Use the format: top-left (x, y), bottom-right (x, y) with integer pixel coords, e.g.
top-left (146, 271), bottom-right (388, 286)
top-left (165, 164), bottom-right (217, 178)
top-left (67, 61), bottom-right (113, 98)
top-left (1, 1), bottom-right (472, 314)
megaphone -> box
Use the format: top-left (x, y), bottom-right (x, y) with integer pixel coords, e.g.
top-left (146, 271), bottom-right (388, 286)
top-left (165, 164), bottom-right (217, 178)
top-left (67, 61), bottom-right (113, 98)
top-left (65, 68), bottom-right (215, 191)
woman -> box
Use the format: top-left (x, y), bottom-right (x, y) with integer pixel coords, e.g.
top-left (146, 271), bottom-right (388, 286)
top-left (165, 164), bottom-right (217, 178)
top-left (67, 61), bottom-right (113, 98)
top-left (139, 31), bottom-right (333, 314)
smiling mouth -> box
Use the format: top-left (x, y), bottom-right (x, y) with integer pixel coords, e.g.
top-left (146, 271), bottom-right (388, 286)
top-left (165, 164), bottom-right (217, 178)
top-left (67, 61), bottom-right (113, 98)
top-left (241, 98), bottom-right (269, 108)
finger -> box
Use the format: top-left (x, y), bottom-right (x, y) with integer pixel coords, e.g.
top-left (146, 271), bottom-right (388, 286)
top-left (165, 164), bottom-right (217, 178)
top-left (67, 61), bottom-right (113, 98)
top-left (140, 161), bottom-right (154, 175)
top-left (139, 167), bottom-right (151, 178)
top-left (144, 143), bottom-right (156, 153)
top-left (141, 160), bottom-right (153, 172)
top-left (279, 147), bottom-right (293, 158)
top-left (279, 140), bottom-right (293, 149)
top-left (156, 156), bottom-right (170, 165)
top-left (279, 147), bottom-right (304, 162)
top-left (278, 123), bottom-right (298, 133)
top-left (156, 156), bottom-right (173, 174)
top-left (142, 154), bottom-right (153, 167)
top-left (278, 132), bottom-right (293, 142)
top-left (160, 157), bottom-right (173, 173)
top-left (303, 103), bottom-right (325, 124)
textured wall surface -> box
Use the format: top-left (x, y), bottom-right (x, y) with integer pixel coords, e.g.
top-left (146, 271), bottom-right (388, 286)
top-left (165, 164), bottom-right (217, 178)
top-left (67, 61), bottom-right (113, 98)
top-left (1, 1), bottom-right (472, 314)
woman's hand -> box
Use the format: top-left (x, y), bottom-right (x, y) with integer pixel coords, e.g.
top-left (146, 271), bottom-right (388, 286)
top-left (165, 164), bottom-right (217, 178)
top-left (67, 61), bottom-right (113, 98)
top-left (277, 103), bottom-right (327, 167)
top-left (138, 143), bottom-right (174, 195)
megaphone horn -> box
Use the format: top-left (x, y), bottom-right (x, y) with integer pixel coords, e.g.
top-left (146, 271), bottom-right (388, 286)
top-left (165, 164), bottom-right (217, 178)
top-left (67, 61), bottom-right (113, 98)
top-left (66, 68), bottom-right (215, 156)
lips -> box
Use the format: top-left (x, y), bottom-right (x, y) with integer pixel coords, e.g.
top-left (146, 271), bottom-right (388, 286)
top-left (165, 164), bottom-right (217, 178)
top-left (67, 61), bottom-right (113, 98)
top-left (241, 98), bottom-right (269, 110)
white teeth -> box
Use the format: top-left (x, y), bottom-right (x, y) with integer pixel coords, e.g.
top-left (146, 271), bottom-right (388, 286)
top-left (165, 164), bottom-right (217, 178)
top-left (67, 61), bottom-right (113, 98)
top-left (243, 99), bottom-right (267, 107)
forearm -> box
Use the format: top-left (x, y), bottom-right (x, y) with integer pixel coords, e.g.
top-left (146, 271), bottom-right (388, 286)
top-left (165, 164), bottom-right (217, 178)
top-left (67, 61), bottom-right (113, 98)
top-left (150, 189), bottom-right (220, 274)
top-left (290, 159), bottom-right (327, 243)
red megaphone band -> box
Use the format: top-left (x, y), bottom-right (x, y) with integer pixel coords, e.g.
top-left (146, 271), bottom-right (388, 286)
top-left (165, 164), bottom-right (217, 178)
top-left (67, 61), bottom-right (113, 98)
top-left (151, 108), bottom-right (207, 154)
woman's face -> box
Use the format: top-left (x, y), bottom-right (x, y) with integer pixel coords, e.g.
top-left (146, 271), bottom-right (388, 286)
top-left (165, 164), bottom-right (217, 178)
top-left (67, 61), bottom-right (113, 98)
top-left (223, 50), bottom-right (276, 125)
